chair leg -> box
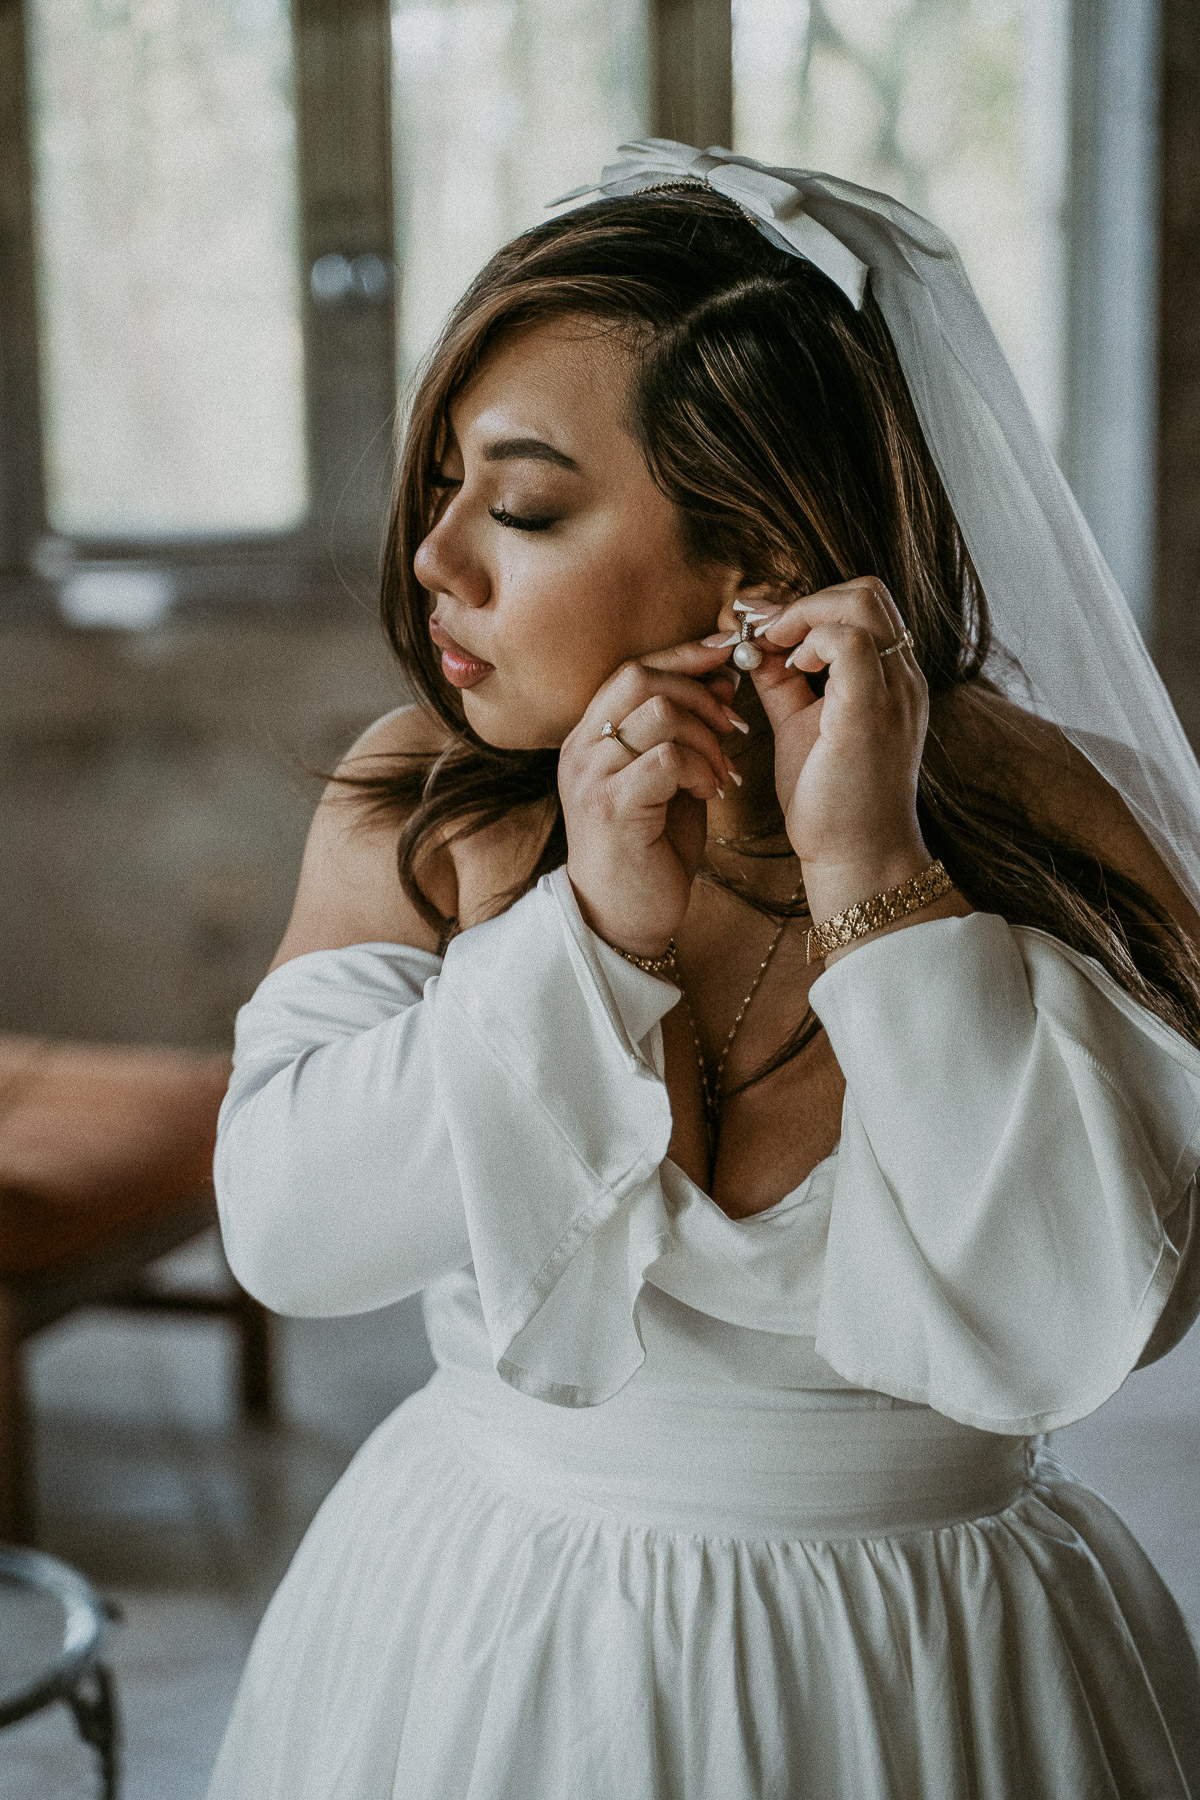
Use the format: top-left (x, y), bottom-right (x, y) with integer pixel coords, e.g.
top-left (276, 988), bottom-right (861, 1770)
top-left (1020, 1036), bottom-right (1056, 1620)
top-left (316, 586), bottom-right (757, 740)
top-left (233, 1287), bottom-right (274, 1420)
top-left (67, 1662), bottom-right (120, 1800)
top-left (0, 1293), bottom-right (33, 1543)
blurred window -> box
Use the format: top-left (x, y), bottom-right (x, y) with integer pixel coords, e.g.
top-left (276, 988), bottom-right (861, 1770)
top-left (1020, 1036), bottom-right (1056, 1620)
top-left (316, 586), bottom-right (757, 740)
top-left (390, 0), bottom-right (650, 378)
top-left (25, 0), bottom-right (308, 541)
top-left (732, 0), bottom-right (1069, 450)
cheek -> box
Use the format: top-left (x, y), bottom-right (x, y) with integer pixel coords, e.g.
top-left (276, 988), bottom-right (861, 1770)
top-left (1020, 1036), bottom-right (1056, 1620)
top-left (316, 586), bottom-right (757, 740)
top-left (508, 535), bottom-right (648, 671)
top-left (467, 516), bottom-right (701, 748)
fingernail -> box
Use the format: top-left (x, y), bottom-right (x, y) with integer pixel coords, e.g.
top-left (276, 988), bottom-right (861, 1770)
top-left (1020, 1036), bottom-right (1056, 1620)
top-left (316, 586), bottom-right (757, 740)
top-left (725, 711), bottom-right (750, 734)
top-left (727, 766), bottom-right (744, 787)
top-left (728, 669), bottom-right (742, 692)
top-left (715, 785), bottom-right (726, 800)
top-left (733, 606), bottom-right (772, 621)
top-left (753, 620), bottom-right (777, 638)
top-left (703, 632), bottom-right (741, 648)
top-left (784, 645), bottom-right (804, 669)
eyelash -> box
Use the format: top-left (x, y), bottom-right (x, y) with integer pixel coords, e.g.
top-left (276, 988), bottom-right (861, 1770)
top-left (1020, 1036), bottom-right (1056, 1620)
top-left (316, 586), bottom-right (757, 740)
top-left (428, 474), bottom-right (556, 533)
top-left (488, 504), bottom-right (556, 533)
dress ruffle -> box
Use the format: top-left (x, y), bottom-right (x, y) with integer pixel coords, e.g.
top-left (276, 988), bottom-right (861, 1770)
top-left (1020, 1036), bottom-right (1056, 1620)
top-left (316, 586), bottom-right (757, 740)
top-left (434, 875), bottom-right (1200, 1429)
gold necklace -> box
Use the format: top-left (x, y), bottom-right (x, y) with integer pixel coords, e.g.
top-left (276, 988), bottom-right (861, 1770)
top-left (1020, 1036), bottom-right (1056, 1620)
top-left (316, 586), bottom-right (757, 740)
top-left (670, 875), bottom-right (805, 1150)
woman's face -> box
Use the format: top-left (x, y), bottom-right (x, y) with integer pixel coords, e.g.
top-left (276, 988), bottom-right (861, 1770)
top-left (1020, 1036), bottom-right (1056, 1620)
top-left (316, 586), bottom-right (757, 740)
top-left (412, 318), bottom-right (740, 749)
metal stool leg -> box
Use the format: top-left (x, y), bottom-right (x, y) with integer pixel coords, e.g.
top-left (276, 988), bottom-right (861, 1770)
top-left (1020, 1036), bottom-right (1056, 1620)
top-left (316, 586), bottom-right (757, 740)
top-left (67, 1662), bottom-right (120, 1800)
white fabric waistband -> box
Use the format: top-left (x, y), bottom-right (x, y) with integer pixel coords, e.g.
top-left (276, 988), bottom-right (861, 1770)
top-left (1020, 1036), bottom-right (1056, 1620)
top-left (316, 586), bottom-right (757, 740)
top-left (423, 1367), bottom-right (1034, 1541)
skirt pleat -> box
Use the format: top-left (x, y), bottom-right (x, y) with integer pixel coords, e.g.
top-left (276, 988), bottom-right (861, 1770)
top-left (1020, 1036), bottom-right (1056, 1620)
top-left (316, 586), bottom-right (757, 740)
top-left (207, 1379), bottom-right (1199, 1800)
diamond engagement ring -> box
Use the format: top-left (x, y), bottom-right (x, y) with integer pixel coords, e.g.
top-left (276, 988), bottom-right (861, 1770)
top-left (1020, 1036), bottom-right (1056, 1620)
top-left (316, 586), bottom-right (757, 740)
top-left (878, 625), bottom-right (914, 658)
top-left (600, 719), bottom-right (638, 755)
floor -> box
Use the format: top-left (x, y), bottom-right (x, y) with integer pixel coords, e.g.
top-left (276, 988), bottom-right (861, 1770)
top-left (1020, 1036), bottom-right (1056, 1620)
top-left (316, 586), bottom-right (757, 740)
top-left (3, 1234), bottom-right (435, 1799)
top-left (3, 1233), bottom-right (1199, 1798)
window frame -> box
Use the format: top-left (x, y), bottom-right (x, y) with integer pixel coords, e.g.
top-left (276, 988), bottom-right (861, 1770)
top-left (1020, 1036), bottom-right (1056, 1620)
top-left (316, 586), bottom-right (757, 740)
top-left (0, 0), bottom-right (1174, 661)
top-left (0, 0), bottom-right (732, 612)
top-left (1, 0), bottom-right (402, 610)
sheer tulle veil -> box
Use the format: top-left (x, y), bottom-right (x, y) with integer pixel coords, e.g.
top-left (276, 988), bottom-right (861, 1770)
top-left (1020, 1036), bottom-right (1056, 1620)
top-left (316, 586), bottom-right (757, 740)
top-left (550, 139), bottom-right (1200, 916)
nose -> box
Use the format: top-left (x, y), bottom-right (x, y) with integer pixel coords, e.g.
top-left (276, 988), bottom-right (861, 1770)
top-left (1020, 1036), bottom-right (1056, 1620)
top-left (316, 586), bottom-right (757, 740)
top-left (412, 505), bottom-right (488, 609)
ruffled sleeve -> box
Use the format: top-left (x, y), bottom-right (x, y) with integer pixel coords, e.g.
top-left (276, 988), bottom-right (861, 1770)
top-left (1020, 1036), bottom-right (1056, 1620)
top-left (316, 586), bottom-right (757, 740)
top-left (808, 912), bottom-right (1200, 1434)
top-left (214, 866), bottom-right (678, 1404)
top-left (431, 865), bottom-right (677, 1405)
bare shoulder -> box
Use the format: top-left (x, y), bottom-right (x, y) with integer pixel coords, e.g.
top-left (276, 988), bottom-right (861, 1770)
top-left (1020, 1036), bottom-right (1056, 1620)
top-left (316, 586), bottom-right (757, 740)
top-left (270, 704), bottom-right (456, 969)
top-left (927, 682), bottom-right (1200, 938)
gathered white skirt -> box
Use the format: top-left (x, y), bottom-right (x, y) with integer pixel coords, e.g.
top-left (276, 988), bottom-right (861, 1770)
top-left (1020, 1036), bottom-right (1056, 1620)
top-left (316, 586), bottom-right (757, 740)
top-left (207, 1355), bottom-right (1200, 1800)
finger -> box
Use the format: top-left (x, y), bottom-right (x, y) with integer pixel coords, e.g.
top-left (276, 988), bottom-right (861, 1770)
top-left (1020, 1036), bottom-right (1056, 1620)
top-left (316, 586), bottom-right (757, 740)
top-left (748, 646), bottom-right (822, 741)
top-left (609, 739), bottom-right (723, 810)
top-left (785, 622), bottom-right (890, 702)
top-left (753, 578), bottom-right (903, 652)
top-left (613, 693), bottom-right (739, 792)
top-left (638, 638), bottom-right (736, 676)
top-left (593, 663), bottom-right (746, 746)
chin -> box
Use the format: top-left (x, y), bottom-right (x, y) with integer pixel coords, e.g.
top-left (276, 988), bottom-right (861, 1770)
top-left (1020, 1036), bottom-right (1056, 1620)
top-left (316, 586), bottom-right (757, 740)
top-left (460, 687), bottom-right (570, 753)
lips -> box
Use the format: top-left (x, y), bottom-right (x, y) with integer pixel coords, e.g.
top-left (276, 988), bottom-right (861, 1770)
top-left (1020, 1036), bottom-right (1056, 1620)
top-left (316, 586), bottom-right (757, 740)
top-left (429, 617), bottom-right (494, 689)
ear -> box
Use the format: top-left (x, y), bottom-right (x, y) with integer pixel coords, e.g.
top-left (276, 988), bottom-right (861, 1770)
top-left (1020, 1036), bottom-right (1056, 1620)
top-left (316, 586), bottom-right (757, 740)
top-left (712, 570), bottom-right (789, 635)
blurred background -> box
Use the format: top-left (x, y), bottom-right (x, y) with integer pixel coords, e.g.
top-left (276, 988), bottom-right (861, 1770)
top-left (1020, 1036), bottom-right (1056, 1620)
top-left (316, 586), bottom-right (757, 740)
top-left (0, 1), bottom-right (1197, 1793)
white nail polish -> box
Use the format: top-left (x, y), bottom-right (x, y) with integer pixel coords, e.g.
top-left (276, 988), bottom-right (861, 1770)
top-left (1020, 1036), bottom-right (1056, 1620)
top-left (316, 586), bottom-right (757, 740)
top-left (715, 785), bottom-right (725, 800)
top-left (727, 767), bottom-right (743, 787)
top-left (726, 714), bottom-right (750, 734)
top-left (753, 620), bottom-right (777, 638)
top-left (717, 632), bottom-right (742, 647)
top-left (784, 646), bottom-right (804, 669)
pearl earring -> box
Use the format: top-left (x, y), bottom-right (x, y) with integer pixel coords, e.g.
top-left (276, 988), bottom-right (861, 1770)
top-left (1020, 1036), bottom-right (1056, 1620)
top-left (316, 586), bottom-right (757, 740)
top-left (732, 612), bottom-right (763, 672)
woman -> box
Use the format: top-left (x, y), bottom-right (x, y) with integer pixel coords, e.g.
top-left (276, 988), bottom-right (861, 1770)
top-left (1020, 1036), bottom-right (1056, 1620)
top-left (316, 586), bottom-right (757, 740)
top-left (208, 145), bottom-right (1200, 1797)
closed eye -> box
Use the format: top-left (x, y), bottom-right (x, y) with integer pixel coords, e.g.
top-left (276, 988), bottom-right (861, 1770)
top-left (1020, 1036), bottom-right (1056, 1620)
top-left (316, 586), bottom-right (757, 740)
top-left (427, 473), bottom-right (555, 532)
top-left (487, 504), bottom-right (557, 532)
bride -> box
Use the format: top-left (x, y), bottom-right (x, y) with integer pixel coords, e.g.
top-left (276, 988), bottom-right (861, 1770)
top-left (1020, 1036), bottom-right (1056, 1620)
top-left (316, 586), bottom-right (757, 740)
top-left (207, 144), bottom-right (1200, 1797)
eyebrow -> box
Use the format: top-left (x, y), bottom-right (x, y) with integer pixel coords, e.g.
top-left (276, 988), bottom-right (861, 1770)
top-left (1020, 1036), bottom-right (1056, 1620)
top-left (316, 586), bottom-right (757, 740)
top-left (479, 436), bottom-right (582, 473)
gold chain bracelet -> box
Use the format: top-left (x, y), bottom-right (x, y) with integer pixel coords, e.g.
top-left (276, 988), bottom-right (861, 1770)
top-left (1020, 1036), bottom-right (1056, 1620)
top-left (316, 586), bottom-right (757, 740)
top-left (611, 941), bottom-right (679, 979)
top-left (806, 860), bottom-right (953, 964)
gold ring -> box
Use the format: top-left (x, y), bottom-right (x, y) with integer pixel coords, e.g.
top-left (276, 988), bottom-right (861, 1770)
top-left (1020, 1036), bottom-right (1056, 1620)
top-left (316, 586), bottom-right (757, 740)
top-left (878, 625), bottom-right (914, 659)
top-left (600, 719), bottom-right (638, 755)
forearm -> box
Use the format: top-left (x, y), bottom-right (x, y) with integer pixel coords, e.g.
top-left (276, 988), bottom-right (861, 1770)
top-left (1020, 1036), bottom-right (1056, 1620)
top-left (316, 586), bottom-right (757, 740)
top-left (809, 911), bottom-right (1200, 1430)
top-left (215, 937), bottom-right (471, 1315)
top-left (216, 994), bottom-right (469, 1316)
top-left (804, 850), bottom-right (973, 968)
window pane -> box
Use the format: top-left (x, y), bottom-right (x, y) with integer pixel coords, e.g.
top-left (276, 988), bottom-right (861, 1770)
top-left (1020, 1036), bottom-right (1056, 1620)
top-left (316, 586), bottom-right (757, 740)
top-left (732, 0), bottom-right (1069, 449)
top-left (26, 0), bottom-right (308, 540)
top-left (391, 0), bottom-right (649, 376)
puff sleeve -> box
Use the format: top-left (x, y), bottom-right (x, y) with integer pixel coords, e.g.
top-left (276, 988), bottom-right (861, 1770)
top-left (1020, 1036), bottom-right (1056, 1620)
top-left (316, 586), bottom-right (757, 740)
top-left (808, 913), bottom-right (1200, 1434)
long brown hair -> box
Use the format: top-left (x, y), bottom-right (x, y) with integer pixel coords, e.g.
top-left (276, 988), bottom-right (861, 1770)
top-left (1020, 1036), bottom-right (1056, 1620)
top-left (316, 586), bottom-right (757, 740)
top-left (351, 187), bottom-right (1200, 1067)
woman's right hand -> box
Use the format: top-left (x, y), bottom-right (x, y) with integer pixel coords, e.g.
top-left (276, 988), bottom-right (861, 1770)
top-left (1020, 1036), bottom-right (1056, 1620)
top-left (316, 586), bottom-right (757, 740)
top-left (559, 641), bottom-right (742, 958)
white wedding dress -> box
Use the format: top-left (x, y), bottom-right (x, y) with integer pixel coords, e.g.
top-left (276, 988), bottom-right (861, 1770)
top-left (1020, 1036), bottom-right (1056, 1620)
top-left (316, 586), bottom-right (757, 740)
top-left (206, 865), bottom-right (1200, 1798)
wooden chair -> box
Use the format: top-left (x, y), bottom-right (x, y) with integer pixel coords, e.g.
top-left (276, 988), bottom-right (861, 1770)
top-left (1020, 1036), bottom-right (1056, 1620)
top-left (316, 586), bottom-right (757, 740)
top-left (0, 1033), bottom-right (272, 1542)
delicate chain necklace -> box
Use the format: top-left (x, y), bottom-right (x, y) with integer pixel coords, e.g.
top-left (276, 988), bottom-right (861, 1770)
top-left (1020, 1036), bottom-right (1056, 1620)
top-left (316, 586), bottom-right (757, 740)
top-left (670, 865), bottom-right (805, 1151)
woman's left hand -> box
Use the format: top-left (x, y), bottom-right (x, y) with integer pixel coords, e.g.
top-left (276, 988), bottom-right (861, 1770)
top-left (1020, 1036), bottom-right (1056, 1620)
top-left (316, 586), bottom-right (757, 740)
top-left (746, 577), bottom-right (932, 921)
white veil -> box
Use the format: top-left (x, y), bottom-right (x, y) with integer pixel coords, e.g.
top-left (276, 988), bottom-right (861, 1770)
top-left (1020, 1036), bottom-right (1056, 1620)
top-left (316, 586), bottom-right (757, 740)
top-left (550, 140), bottom-right (1200, 916)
